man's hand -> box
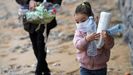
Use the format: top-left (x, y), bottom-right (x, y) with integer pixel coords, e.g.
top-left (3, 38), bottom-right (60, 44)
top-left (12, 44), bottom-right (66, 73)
top-left (29, 0), bottom-right (37, 11)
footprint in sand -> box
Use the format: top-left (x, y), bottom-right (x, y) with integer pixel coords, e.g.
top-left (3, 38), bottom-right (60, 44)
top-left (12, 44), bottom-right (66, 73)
top-left (0, 54), bottom-right (8, 58)
top-left (111, 55), bottom-right (120, 60)
top-left (23, 64), bottom-right (32, 68)
top-left (10, 58), bottom-right (17, 61)
top-left (20, 48), bottom-right (29, 53)
top-left (68, 52), bottom-right (74, 55)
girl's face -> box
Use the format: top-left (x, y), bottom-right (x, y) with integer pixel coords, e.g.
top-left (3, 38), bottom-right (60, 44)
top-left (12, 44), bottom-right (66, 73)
top-left (74, 13), bottom-right (88, 23)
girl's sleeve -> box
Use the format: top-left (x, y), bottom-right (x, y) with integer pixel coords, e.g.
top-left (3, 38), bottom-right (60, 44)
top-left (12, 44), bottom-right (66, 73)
top-left (103, 35), bottom-right (114, 50)
top-left (73, 30), bottom-right (89, 51)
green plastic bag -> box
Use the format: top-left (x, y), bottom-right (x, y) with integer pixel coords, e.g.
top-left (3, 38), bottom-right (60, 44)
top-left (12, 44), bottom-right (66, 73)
top-left (25, 3), bottom-right (56, 24)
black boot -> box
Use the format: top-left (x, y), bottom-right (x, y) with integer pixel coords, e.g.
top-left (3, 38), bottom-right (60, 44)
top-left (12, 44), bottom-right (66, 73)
top-left (44, 72), bottom-right (51, 75)
top-left (35, 72), bottom-right (42, 75)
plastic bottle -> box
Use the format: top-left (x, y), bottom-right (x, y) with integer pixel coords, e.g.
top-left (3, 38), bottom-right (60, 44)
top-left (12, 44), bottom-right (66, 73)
top-left (87, 26), bottom-right (97, 56)
top-left (96, 12), bottom-right (112, 49)
top-left (107, 24), bottom-right (125, 36)
top-left (87, 41), bottom-right (97, 56)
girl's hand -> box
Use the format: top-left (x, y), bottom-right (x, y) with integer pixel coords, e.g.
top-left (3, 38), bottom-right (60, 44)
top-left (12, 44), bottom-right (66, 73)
top-left (95, 16), bottom-right (99, 25)
top-left (101, 31), bottom-right (109, 39)
top-left (85, 33), bottom-right (100, 42)
top-left (101, 30), bottom-right (114, 50)
top-left (29, 0), bottom-right (37, 11)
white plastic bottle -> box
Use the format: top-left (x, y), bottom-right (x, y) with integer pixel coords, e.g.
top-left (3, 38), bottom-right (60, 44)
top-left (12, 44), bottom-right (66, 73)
top-left (96, 12), bottom-right (112, 49)
top-left (87, 41), bottom-right (97, 56)
top-left (87, 17), bottom-right (97, 56)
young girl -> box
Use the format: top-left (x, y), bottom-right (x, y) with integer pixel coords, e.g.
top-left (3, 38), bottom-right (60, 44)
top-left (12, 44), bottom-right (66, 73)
top-left (73, 2), bottom-right (114, 75)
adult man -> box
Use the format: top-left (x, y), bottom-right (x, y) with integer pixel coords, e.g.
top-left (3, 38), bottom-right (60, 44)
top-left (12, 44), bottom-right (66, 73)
top-left (16, 0), bottom-right (62, 75)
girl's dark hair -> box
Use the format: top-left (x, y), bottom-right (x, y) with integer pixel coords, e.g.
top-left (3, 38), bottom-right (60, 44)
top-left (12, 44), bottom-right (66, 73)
top-left (75, 2), bottom-right (94, 17)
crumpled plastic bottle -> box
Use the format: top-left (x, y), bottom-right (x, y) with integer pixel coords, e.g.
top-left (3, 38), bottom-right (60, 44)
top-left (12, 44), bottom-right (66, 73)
top-left (107, 24), bottom-right (125, 36)
top-left (87, 30), bottom-right (97, 56)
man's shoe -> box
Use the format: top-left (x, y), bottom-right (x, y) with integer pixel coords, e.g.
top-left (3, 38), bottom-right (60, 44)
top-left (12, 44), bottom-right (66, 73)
top-left (35, 72), bottom-right (42, 75)
top-left (44, 72), bottom-right (51, 75)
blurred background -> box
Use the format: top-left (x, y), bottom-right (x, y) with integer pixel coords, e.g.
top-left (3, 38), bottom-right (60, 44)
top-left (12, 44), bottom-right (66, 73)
top-left (0, 0), bottom-right (132, 75)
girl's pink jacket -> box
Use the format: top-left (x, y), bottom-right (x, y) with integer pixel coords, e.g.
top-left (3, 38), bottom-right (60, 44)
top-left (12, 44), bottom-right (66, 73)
top-left (73, 30), bottom-right (114, 70)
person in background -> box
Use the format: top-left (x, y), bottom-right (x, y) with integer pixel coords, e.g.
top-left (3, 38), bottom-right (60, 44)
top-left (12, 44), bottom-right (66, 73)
top-left (16, 0), bottom-right (62, 75)
top-left (73, 2), bottom-right (114, 75)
